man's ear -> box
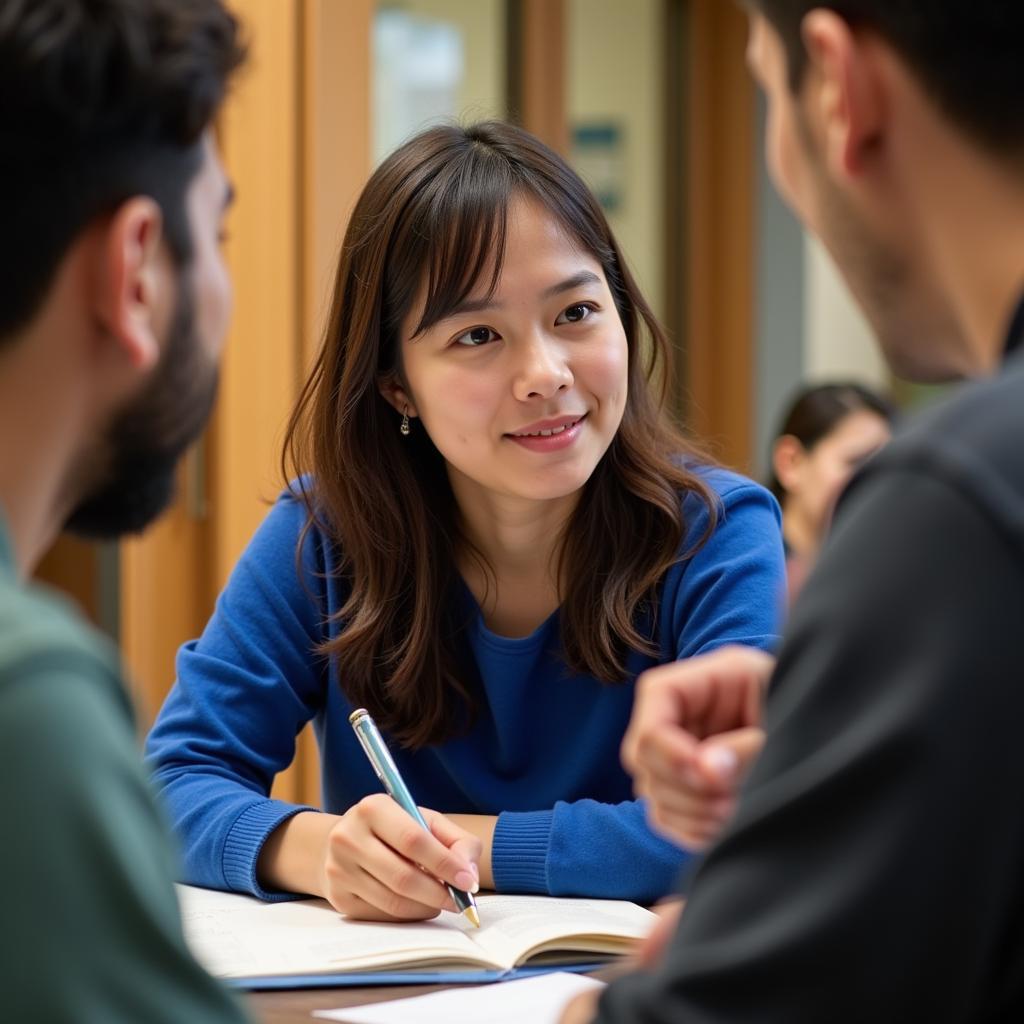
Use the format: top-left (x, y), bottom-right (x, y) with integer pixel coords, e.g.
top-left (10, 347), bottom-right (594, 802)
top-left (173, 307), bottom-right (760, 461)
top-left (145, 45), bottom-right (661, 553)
top-left (377, 373), bottom-right (417, 419)
top-left (94, 197), bottom-right (168, 373)
top-left (801, 10), bottom-right (884, 179)
top-left (772, 434), bottom-right (807, 494)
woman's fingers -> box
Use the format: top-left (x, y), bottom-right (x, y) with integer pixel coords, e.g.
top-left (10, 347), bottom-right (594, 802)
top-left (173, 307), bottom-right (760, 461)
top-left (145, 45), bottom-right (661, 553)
top-left (421, 807), bottom-right (482, 892)
top-left (321, 795), bottom-right (479, 920)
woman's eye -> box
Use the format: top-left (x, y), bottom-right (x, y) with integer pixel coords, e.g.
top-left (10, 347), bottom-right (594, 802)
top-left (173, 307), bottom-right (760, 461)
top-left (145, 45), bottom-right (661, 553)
top-left (556, 303), bottom-right (595, 325)
top-left (453, 326), bottom-right (498, 347)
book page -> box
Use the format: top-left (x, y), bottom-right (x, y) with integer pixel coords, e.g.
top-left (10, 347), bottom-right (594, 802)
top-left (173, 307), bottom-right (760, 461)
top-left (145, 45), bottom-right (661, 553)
top-left (468, 894), bottom-right (655, 969)
top-left (177, 885), bottom-right (491, 978)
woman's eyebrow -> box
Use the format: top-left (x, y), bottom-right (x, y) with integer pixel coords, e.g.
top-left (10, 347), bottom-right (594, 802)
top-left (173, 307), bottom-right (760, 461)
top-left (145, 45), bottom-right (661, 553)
top-left (542, 269), bottom-right (601, 299)
top-left (443, 270), bottom-right (603, 321)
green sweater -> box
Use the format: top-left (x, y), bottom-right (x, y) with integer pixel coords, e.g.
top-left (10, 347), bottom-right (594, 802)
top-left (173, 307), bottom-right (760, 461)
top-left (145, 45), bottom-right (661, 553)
top-left (0, 519), bottom-right (248, 1023)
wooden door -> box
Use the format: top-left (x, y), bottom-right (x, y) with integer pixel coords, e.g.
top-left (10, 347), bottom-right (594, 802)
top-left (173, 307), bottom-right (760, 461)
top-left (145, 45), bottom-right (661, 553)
top-left (119, 0), bottom-right (373, 805)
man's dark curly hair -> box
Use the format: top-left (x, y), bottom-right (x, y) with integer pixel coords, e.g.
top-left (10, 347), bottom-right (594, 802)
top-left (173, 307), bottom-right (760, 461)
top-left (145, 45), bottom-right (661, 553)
top-left (0, 0), bottom-right (246, 341)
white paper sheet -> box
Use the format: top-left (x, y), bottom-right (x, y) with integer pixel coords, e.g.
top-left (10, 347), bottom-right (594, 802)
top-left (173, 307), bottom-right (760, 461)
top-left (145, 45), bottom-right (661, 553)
top-left (312, 972), bottom-right (605, 1023)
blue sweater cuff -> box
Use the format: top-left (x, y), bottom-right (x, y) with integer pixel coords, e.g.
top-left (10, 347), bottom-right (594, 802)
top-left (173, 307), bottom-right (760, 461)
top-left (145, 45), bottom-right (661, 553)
top-left (491, 809), bottom-right (553, 894)
top-left (221, 799), bottom-right (316, 901)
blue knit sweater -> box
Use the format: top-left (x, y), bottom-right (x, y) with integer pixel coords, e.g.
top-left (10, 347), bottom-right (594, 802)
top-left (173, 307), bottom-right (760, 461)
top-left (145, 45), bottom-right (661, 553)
top-left (145, 468), bottom-right (784, 904)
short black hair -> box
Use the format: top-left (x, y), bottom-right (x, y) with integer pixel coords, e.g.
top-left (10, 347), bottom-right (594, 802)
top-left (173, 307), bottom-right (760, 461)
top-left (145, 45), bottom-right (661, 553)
top-left (0, 0), bottom-right (246, 342)
top-left (751, 2), bottom-right (1024, 158)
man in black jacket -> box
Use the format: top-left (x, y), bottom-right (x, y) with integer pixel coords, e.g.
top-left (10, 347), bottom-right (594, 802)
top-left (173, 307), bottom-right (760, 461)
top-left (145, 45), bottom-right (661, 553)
top-left (563, 2), bottom-right (1024, 1021)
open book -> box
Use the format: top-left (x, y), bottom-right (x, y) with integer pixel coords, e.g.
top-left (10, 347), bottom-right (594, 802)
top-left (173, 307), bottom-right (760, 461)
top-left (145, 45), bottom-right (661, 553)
top-left (177, 884), bottom-right (654, 984)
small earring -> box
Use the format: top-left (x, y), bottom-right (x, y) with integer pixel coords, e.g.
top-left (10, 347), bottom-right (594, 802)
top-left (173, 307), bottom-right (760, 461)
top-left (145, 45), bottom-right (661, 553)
top-left (400, 407), bottom-right (410, 436)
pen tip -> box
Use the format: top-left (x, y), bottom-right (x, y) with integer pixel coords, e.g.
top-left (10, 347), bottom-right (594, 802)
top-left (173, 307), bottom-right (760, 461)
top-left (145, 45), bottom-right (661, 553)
top-left (464, 906), bottom-right (481, 928)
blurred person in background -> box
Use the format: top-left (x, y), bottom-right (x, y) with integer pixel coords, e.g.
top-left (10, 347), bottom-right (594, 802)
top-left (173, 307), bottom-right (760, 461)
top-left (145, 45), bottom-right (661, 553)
top-left (768, 381), bottom-right (894, 598)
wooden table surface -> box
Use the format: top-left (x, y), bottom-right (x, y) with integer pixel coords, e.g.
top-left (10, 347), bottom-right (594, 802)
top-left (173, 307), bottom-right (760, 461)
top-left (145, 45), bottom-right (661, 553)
top-left (248, 981), bottom-right (481, 1023)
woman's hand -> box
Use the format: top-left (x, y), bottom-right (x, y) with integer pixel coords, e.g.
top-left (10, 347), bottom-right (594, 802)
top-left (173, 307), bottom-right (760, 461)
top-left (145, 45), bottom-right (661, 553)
top-left (257, 797), bottom-right (481, 921)
top-left (319, 796), bottom-right (481, 920)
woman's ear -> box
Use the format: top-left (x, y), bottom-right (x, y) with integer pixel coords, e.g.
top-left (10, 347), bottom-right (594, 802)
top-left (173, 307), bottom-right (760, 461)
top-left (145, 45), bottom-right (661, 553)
top-left (772, 434), bottom-right (807, 494)
top-left (378, 375), bottom-right (417, 418)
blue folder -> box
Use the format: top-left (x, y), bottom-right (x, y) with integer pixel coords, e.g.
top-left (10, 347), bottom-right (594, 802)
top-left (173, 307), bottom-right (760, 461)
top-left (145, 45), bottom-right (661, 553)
top-left (227, 962), bottom-right (608, 991)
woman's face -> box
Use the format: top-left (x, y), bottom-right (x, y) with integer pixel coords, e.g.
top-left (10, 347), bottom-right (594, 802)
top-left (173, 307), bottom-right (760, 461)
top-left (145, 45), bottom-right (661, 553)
top-left (785, 408), bottom-right (893, 538)
top-left (386, 196), bottom-right (629, 513)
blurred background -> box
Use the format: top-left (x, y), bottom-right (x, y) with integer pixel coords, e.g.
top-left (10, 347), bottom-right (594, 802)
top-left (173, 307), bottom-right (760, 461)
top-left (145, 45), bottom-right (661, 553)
top-left (35, 0), bottom-right (900, 803)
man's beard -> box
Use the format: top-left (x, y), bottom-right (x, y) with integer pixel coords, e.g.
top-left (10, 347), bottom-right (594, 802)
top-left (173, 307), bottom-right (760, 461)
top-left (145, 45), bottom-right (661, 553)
top-left (65, 277), bottom-right (219, 539)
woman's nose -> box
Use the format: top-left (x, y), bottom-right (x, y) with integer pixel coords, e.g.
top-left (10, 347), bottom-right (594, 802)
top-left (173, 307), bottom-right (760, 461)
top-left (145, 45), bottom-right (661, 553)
top-left (511, 332), bottom-right (573, 400)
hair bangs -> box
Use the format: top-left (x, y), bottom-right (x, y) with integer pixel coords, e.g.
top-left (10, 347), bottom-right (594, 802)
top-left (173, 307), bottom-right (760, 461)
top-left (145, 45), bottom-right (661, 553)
top-left (410, 147), bottom-right (517, 337)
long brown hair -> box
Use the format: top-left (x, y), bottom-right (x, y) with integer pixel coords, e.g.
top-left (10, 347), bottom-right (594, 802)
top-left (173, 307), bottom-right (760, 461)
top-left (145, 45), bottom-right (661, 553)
top-left (283, 121), bottom-right (717, 748)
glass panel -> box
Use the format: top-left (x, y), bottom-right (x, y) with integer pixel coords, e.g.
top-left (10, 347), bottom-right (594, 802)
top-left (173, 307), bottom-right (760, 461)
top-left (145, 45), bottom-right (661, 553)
top-left (373, 1), bottom-right (507, 166)
top-left (566, 0), bottom-right (668, 324)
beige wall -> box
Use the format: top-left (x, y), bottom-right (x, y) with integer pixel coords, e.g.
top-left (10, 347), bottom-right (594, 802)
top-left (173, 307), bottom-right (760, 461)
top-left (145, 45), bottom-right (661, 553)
top-left (418, 0), bottom-right (504, 120)
top-left (803, 234), bottom-right (889, 386)
top-left (373, 0), bottom-right (505, 164)
top-left (567, 0), bottom-right (666, 321)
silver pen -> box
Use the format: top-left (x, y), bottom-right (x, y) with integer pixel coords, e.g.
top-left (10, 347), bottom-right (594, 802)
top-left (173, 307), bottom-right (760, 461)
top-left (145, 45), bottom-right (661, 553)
top-left (348, 708), bottom-right (481, 927)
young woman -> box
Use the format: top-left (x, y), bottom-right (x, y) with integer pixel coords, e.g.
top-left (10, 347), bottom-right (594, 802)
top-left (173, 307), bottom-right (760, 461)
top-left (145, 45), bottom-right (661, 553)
top-left (768, 382), bottom-right (895, 599)
top-left (146, 121), bottom-right (784, 921)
